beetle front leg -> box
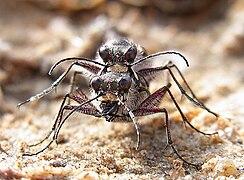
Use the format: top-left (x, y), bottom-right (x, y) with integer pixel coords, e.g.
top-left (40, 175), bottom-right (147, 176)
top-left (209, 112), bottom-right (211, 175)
top-left (118, 98), bottom-right (141, 150)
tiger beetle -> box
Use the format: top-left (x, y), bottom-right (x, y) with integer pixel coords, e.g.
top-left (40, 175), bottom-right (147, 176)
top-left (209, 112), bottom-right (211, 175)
top-left (18, 38), bottom-right (219, 169)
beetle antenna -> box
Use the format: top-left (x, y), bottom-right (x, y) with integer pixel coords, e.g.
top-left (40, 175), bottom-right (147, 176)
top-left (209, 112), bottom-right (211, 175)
top-left (49, 57), bottom-right (106, 75)
top-left (131, 51), bottom-right (189, 67)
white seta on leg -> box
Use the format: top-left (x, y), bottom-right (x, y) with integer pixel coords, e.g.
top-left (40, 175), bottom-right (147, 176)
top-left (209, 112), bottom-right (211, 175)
top-left (118, 98), bottom-right (141, 150)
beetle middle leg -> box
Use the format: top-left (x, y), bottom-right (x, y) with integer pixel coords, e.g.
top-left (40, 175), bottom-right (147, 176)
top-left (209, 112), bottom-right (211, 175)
top-left (67, 71), bottom-right (84, 105)
top-left (25, 94), bottom-right (71, 148)
top-left (23, 90), bottom-right (100, 156)
top-left (22, 93), bottom-right (71, 156)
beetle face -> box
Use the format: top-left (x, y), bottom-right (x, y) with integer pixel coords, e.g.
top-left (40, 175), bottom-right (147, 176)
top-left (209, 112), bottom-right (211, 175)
top-left (90, 72), bottom-right (132, 114)
top-left (90, 73), bottom-right (132, 94)
top-left (98, 39), bottom-right (137, 68)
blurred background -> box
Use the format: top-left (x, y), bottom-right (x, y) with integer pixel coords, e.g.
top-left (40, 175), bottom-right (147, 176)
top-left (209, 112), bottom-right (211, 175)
top-left (0, 0), bottom-right (243, 179)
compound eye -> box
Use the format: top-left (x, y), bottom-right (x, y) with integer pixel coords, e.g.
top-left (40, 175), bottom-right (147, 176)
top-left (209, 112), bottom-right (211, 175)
top-left (90, 76), bottom-right (101, 91)
top-left (119, 76), bottom-right (132, 91)
top-left (99, 46), bottom-right (110, 63)
top-left (125, 46), bottom-right (137, 64)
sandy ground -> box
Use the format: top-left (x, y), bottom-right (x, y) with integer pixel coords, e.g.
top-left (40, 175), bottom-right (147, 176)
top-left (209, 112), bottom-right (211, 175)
top-left (0, 0), bottom-right (243, 179)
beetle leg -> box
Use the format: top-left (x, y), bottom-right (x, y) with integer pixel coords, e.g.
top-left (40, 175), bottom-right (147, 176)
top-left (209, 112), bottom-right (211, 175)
top-left (23, 92), bottom-right (101, 156)
top-left (118, 98), bottom-right (141, 150)
top-left (134, 107), bottom-right (200, 169)
top-left (18, 60), bottom-right (103, 108)
top-left (137, 63), bottom-right (219, 117)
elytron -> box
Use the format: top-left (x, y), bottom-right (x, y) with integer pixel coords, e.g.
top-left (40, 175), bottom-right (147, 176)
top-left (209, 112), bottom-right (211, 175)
top-left (19, 38), bottom-right (218, 168)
